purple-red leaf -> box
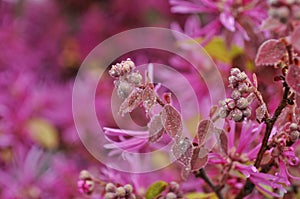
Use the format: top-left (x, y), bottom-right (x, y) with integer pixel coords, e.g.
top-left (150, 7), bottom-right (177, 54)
top-left (161, 104), bottom-right (183, 139)
top-left (291, 27), bottom-right (300, 52)
top-left (147, 114), bottom-right (164, 143)
top-left (286, 64), bottom-right (300, 95)
top-left (180, 167), bottom-right (191, 181)
top-left (142, 84), bottom-right (156, 115)
top-left (119, 88), bottom-right (143, 116)
top-left (255, 39), bottom-right (287, 66)
top-left (171, 137), bottom-right (192, 167)
top-left (209, 105), bottom-right (218, 119)
top-left (216, 129), bottom-right (228, 154)
top-left (190, 147), bottom-right (208, 171)
top-left (197, 120), bottom-right (214, 146)
top-left (256, 104), bottom-right (267, 122)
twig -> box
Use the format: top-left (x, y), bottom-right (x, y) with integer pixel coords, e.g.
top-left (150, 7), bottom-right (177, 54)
top-left (235, 82), bottom-right (290, 199)
top-left (194, 168), bottom-right (224, 199)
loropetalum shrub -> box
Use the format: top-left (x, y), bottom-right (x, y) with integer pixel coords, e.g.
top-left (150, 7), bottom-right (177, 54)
top-left (77, 1), bottom-right (300, 199)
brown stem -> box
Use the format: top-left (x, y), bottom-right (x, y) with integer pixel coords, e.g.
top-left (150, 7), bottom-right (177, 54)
top-left (194, 168), bottom-right (224, 199)
top-left (235, 83), bottom-right (290, 199)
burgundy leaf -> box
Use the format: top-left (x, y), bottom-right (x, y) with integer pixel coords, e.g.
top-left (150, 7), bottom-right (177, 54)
top-left (142, 84), bottom-right (156, 115)
top-left (161, 104), bottom-right (183, 139)
top-left (147, 114), bottom-right (164, 143)
top-left (291, 27), bottom-right (300, 52)
top-left (197, 120), bottom-right (214, 146)
top-left (256, 104), bottom-right (267, 122)
top-left (190, 147), bottom-right (208, 171)
top-left (171, 137), bottom-right (192, 167)
top-left (209, 105), bottom-right (218, 119)
top-left (180, 166), bottom-right (191, 181)
top-left (119, 88), bottom-right (143, 116)
top-left (216, 129), bottom-right (228, 154)
top-left (255, 39), bottom-right (287, 66)
top-left (286, 64), bottom-right (300, 95)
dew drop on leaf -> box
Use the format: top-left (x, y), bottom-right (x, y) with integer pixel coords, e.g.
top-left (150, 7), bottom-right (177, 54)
top-left (286, 64), bottom-right (300, 95)
top-left (147, 114), bottom-right (164, 143)
top-left (255, 39), bottom-right (287, 66)
top-left (161, 104), bottom-right (183, 138)
top-left (197, 120), bottom-right (214, 146)
top-left (119, 88), bottom-right (143, 116)
top-left (171, 137), bottom-right (192, 167)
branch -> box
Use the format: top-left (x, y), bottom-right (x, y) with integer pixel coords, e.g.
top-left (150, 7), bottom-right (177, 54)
top-left (194, 168), bottom-right (224, 199)
top-left (235, 82), bottom-right (290, 199)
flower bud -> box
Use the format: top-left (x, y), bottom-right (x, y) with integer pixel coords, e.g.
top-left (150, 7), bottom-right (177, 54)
top-left (166, 192), bottom-right (177, 199)
top-left (289, 131), bottom-right (300, 142)
top-left (225, 98), bottom-right (235, 110)
top-left (237, 72), bottom-right (247, 81)
top-left (124, 184), bottom-right (133, 194)
top-left (106, 183), bottom-right (117, 193)
top-left (169, 181), bottom-right (180, 192)
top-left (242, 108), bottom-right (252, 118)
top-left (289, 123), bottom-right (298, 131)
top-left (238, 83), bottom-right (249, 93)
top-left (78, 179), bottom-right (94, 195)
top-left (236, 97), bottom-right (248, 109)
top-left (219, 107), bottom-right (229, 118)
top-left (230, 68), bottom-right (241, 76)
top-left (231, 89), bottom-right (241, 100)
top-left (105, 192), bottom-right (117, 199)
top-left (231, 108), bottom-right (243, 122)
top-left (116, 187), bottom-right (126, 197)
top-left (79, 170), bottom-right (92, 180)
top-left (127, 72), bottom-right (142, 85)
top-left (117, 81), bottom-right (132, 99)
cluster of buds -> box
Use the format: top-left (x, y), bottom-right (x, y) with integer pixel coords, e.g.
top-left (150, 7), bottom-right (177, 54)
top-left (270, 122), bottom-right (300, 165)
top-left (268, 0), bottom-right (300, 23)
top-left (105, 183), bottom-right (136, 199)
top-left (219, 68), bottom-right (253, 122)
top-left (157, 182), bottom-right (184, 199)
top-left (77, 170), bottom-right (95, 195)
top-left (109, 58), bottom-right (135, 78)
top-left (109, 59), bottom-right (143, 99)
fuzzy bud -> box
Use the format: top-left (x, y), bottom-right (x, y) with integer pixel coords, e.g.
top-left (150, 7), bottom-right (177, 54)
top-left (78, 179), bottom-right (94, 195)
top-left (237, 72), bottom-right (247, 81)
top-left (117, 81), bottom-right (132, 99)
top-left (242, 108), bottom-right (252, 118)
top-left (225, 98), bottom-right (236, 110)
top-left (236, 97), bottom-right (249, 109)
top-left (105, 192), bottom-right (117, 199)
top-left (231, 108), bottom-right (243, 122)
top-left (79, 170), bottom-right (92, 180)
top-left (289, 123), bottom-right (298, 131)
top-left (237, 83), bottom-right (249, 93)
top-left (219, 107), bottom-right (229, 118)
top-left (127, 72), bottom-right (142, 85)
top-left (231, 89), bottom-right (241, 100)
top-left (166, 192), bottom-right (177, 199)
top-left (106, 183), bottom-right (117, 193)
top-left (124, 184), bottom-right (133, 194)
top-left (230, 68), bottom-right (241, 76)
top-left (116, 187), bottom-right (126, 197)
top-left (289, 131), bottom-right (300, 142)
top-left (169, 181), bottom-right (180, 192)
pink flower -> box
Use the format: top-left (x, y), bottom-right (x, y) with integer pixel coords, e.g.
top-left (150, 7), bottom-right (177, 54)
top-left (103, 127), bottom-right (149, 156)
top-left (170, 0), bottom-right (268, 45)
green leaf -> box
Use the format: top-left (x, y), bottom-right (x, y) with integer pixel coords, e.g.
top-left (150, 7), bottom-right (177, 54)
top-left (145, 181), bottom-right (168, 199)
top-left (185, 192), bottom-right (217, 199)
